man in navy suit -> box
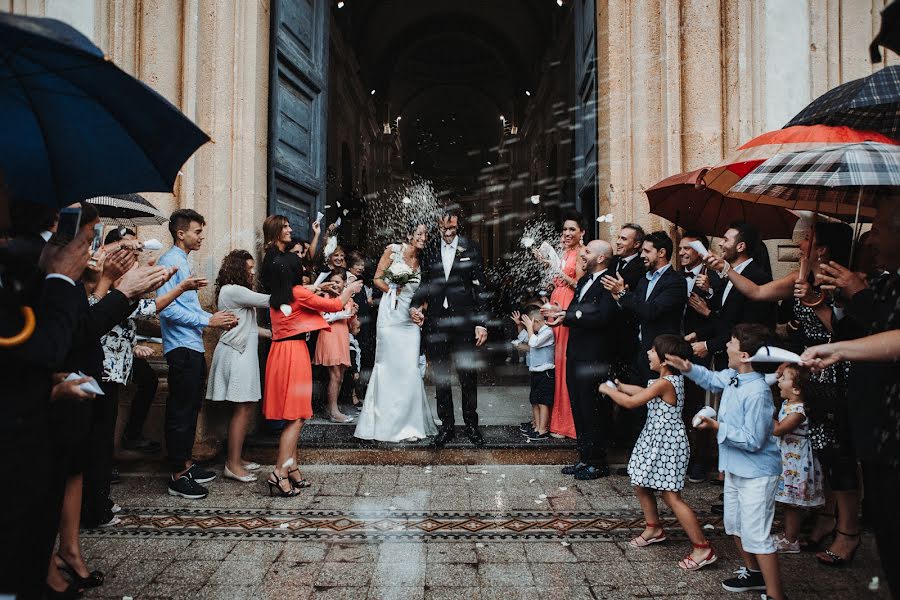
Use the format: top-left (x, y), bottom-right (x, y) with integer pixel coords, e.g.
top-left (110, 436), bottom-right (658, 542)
top-left (602, 231), bottom-right (686, 455)
top-left (545, 240), bottom-right (619, 480)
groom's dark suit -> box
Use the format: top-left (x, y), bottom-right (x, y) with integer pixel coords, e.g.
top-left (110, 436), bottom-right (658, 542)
top-left (412, 236), bottom-right (489, 431)
top-left (564, 269), bottom-right (619, 468)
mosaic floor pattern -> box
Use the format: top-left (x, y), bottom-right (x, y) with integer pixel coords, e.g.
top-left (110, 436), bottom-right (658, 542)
top-left (88, 508), bottom-right (726, 541)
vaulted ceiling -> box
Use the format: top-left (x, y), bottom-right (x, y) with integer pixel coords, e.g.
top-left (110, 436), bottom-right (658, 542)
top-left (333, 0), bottom-right (564, 185)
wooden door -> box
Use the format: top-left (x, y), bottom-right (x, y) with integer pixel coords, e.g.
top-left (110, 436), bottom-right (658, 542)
top-left (267, 0), bottom-right (329, 233)
top-left (573, 0), bottom-right (598, 238)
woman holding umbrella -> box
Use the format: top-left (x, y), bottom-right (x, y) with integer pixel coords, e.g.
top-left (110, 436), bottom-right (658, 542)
top-left (704, 219), bottom-right (863, 566)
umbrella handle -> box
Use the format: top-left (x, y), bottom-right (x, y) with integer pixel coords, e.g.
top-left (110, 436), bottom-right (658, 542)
top-left (0, 306), bottom-right (35, 348)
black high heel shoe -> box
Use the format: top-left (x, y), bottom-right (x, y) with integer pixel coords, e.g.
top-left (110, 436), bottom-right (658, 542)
top-left (266, 472), bottom-right (300, 497)
top-left (800, 512), bottom-right (836, 552)
top-left (287, 467), bottom-right (312, 489)
top-left (816, 530), bottom-right (861, 567)
top-left (56, 554), bottom-right (104, 589)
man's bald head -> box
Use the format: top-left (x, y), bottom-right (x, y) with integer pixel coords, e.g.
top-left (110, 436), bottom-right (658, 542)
top-left (584, 239), bottom-right (613, 272)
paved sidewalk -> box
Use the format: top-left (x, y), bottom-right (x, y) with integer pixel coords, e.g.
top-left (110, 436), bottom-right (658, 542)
top-left (81, 465), bottom-right (888, 599)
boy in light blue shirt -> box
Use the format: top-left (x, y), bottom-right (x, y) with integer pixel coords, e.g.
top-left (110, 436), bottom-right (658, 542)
top-left (665, 323), bottom-right (784, 600)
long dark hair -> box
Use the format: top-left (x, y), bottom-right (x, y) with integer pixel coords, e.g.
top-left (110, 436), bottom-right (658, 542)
top-left (269, 251), bottom-right (305, 308)
top-left (215, 249), bottom-right (254, 303)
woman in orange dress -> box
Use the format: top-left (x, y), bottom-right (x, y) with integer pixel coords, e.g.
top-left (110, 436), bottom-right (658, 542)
top-left (541, 213), bottom-right (585, 439)
top-left (264, 252), bottom-right (361, 496)
top-left (313, 268), bottom-right (359, 423)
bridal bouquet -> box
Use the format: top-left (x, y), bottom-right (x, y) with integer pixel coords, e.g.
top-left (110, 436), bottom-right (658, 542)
top-left (379, 262), bottom-right (420, 309)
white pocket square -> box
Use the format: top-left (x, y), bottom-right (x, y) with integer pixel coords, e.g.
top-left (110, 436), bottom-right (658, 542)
top-left (460, 257), bottom-right (471, 262)
top-left (472, 280), bottom-right (481, 286)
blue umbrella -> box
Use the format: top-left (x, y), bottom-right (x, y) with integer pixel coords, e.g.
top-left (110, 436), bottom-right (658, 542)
top-left (0, 13), bottom-right (210, 207)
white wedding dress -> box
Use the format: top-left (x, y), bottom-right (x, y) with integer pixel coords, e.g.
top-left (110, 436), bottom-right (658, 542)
top-left (354, 244), bottom-right (439, 442)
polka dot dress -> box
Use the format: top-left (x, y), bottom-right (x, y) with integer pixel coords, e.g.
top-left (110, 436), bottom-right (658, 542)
top-left (627, 375), bottom-right (690, 491)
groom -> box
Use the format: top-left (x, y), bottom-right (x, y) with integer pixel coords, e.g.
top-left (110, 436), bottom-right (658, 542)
top-left (410, 208), bottom-right (489, 447)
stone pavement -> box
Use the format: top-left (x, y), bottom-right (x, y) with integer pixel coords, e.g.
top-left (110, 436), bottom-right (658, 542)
top-left (81, 465), bottom-right (888, 599)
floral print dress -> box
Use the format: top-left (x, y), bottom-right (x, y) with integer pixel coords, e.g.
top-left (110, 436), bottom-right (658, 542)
top-left (775, 401), bottom-right (824, 507)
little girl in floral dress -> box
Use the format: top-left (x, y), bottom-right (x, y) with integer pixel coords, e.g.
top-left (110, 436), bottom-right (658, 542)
top-left (773, 364), bottom-right (825, 553)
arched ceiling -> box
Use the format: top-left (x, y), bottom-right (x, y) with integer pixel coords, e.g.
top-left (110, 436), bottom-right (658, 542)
top-left (333, 0), bottom-right (563, 184)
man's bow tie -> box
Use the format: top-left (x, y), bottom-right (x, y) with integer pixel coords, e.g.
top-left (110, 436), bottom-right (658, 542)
top-left (729, 375), bottom-right (739, 387)
top-left (683, 271), bottom-right (695, 279)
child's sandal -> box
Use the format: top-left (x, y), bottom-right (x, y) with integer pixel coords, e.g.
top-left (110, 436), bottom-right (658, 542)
top-left (677, 541), bottom-right (717, 571)
top-left (629, 522), bottom-right (667, 548)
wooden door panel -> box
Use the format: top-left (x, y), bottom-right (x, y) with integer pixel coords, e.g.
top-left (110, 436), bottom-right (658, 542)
top-left (268, 0), bottom-right (328, 234)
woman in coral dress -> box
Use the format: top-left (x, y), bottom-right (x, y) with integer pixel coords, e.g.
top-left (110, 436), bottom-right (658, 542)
top-left (263, 252), bottom-right (361, 496)
top-left (313, 268), bottom-right (359, 423)
top-left (541, 213), bottom-right (585, 439)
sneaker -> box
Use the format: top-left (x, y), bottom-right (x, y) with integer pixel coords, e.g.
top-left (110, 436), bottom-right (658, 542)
top-left (687, 463), bottom-right (707, 484)
top-left (527, 431), bottom-right (550, 441)
top-left (549, 432), bottom-right (566, 439)
top-left (711, 503), bottom-right (724, 515)
top-left (775, 536), bottom-right (800, 554)
top-left (721, 567), bottom-right (766, 593)
top-left (186, 464), bottom-right (217, 484)
top-left (519, 421), bottom-right (533, 433)
top-left (110, 503), bottom-right (122, 514)
top-left (520, 425), bottom-right (536, 437)
top-left (168, 474), bottom-right (209, 499)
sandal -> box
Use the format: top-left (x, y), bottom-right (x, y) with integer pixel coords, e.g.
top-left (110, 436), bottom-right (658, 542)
top-left (629, 522), bottom-right (667, 548)
top-left (287, 467), bottom-right (312, 489)
top-left (800, 512), bottom-right (836, 552)
top-left (677, 541), bottom-right (717, 571)
top-left (266, 472), bottom-right (300, 497)
top-left (816, 530), bottom-right (860, 567)
top-left (56, 554), bottom-right (104, 589)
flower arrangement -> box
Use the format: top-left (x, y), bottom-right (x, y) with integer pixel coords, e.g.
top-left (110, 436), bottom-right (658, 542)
top-left (379, 262), bottom-right (420, 309)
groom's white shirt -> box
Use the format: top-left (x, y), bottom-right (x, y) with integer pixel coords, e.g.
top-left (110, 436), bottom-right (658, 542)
top-left (441, 235), bottom-right (458, 308)
top-left (441, 236), bottom-right (458, 279)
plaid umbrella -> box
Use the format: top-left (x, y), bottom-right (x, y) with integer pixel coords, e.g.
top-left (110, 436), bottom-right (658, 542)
top-left (784, 66), bottom-right (900, 140)
top-left (728, 141), bottom-right (900, 219)
top-left (86, 193), bottom-right (168, 228)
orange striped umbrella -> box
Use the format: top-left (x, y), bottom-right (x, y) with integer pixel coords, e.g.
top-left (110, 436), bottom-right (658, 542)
top-left (701, 124), bottom-right (898, 195)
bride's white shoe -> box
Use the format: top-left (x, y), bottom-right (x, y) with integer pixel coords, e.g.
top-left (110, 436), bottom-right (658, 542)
top-left (223, 465), bottom-right (258, 483)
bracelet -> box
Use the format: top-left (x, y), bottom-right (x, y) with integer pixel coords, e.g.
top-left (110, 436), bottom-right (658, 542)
top-left (718, 261), bottom-right (731, 277)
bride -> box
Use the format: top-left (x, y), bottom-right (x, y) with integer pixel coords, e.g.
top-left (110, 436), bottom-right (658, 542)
top-left (354, 222), bottom-right (439, 442)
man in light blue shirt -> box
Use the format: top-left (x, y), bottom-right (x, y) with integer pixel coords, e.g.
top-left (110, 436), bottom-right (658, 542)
top-left (157, 209), bottom-right (237, 500)
top-left (665, 323), bottom-right (784, 600)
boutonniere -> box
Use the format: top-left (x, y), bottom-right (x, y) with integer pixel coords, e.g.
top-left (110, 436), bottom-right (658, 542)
top-left (456, 246), bottom-right (466, 257)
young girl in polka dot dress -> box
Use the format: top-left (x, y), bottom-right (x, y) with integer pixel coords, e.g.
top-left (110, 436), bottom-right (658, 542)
top-left (599, 334), bottom-right (716, 571)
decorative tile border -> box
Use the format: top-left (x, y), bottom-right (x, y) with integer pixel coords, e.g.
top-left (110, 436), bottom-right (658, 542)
top-left (84, 508), bottom-right (727, 541)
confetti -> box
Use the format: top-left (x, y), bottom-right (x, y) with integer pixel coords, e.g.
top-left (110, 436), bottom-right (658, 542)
top-left (560, 541), bottom-right (570, 547)
top-left (539, 494), bottom-right (547, 499)
top-left (500, 474), bottom-right (506, 479)
top-left (279, 523), bottom-right (289, 529)
top-left (389, 506), bottom-right (397, 511)
top-left (558, 486), bottom-right (568, 491)
top-left (528, 479), bottom-right (536, 484)
top-left (869, 577), bottom-right (880, 591)
top-left (476, 543), bottom-right (485, 548)
top-left (534, 499), bottom-right (543, 504)
top-left (363, 492), bottom-right (371, 497)
top-left (481, 470), bottom-right (488, 474)
top-left (464, 477), bottom-right (472, 481)
top-left (703, 524), bottom-right (715, 530)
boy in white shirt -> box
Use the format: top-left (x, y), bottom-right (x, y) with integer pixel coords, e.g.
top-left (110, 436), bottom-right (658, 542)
top-left (520, 307), bottom-right (555, 441)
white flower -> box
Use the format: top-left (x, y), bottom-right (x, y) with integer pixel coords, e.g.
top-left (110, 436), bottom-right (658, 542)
top-left (389, 263), bottom-right (413, 277)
